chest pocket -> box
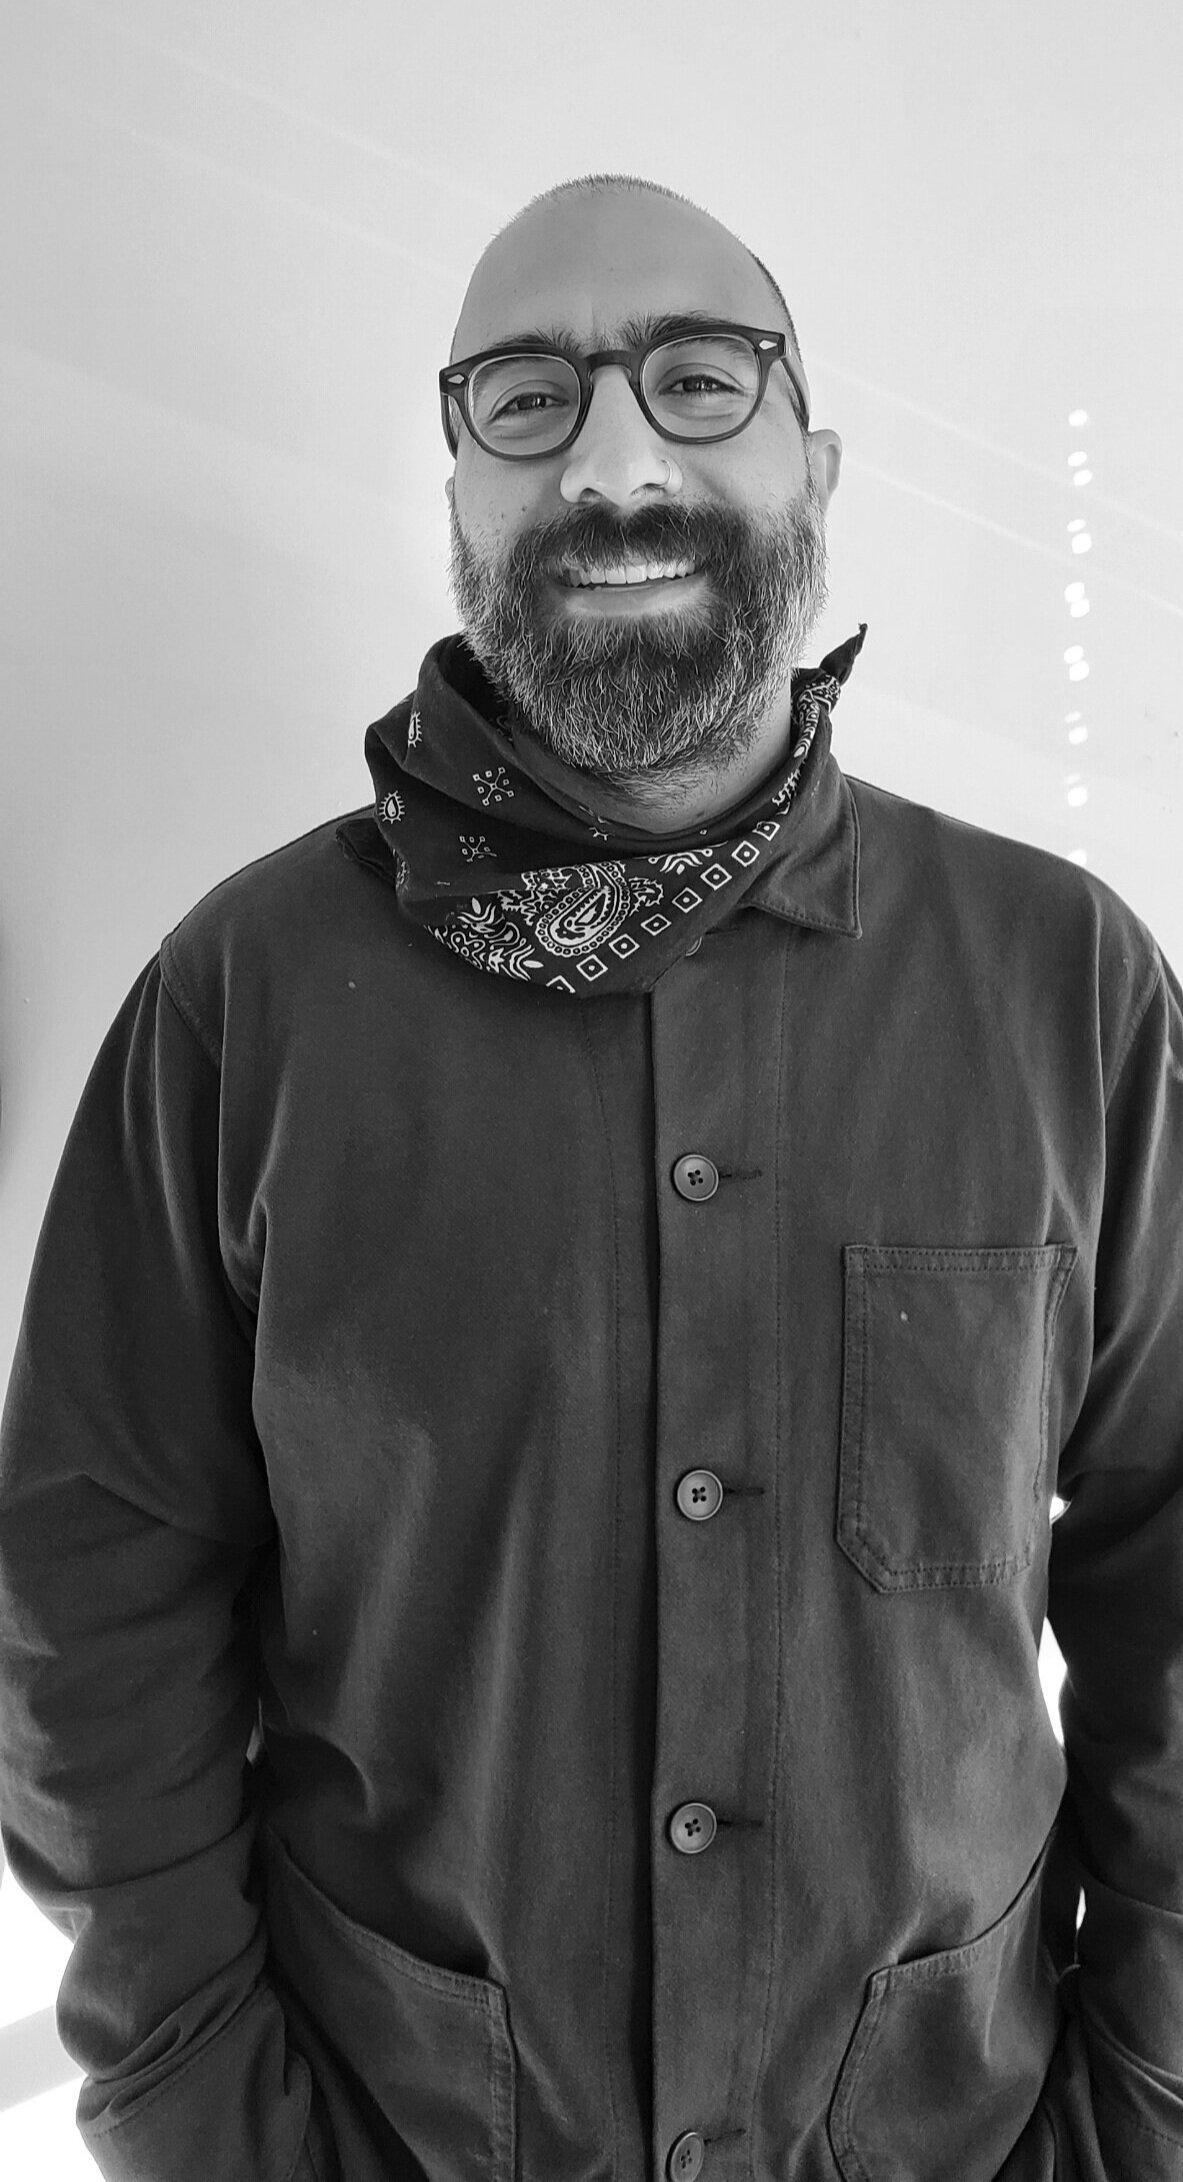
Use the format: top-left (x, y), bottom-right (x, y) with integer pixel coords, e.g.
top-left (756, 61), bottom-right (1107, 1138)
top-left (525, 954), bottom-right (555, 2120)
top-left (837, 1243), bottom-right (1077, 1592)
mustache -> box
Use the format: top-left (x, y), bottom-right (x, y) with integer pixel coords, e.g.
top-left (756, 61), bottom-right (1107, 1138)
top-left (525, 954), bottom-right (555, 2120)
top-left (509, 491), bottom-right (820, 583)
top-left (515, 504), bottom-right (720, 576)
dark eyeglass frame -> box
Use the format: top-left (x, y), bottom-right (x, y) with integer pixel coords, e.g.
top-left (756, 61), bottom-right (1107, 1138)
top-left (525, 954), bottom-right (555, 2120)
top-left (438, 319), bottom-right (811, 460)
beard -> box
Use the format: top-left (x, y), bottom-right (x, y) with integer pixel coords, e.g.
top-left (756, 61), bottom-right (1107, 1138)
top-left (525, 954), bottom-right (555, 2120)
top-left (446, 472), bottom-right (830, 795)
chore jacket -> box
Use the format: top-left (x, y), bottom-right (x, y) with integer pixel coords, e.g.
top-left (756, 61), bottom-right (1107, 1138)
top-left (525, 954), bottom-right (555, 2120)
top-left (1, 640), bottom-right (1182, 2182)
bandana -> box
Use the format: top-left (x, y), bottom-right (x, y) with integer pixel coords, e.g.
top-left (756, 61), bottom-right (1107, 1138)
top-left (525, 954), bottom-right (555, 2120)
top-left (361, 622), bottom-right (867, 997)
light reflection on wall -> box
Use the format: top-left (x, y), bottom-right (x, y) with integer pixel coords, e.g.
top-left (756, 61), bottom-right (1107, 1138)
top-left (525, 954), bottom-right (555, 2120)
top-left (1064, 406), bottom-right (1093, 869)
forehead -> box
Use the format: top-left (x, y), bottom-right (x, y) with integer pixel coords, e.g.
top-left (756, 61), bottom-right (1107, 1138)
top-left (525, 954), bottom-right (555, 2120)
top-left (454, 191), bottom-right (775, 357)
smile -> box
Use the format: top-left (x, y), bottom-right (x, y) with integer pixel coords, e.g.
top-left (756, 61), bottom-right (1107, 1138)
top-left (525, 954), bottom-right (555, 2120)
top-left (558, 559), bottom-right (698, 588)
top-left (555, 564), bottom-right (704, 604)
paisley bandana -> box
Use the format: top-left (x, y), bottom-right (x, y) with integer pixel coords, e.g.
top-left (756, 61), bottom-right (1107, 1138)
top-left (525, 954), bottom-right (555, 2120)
top-left (363, 623), bottom-right (867, 996)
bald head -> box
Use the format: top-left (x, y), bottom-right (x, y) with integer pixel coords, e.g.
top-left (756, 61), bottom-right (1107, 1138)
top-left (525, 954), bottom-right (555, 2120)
top-left (450, 181), bottom-right (802, 377)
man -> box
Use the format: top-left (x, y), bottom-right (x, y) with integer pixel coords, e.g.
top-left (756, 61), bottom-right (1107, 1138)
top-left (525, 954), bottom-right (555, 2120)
top-left (0, 171), bottom-right (1181, 2182)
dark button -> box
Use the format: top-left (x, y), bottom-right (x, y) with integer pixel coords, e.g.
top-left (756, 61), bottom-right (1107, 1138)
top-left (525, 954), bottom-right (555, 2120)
top-left (668, 2131), bottom-right (705, 2180)
top-left (676, 1469), bottom-right (723, 1521)
top-left (669, 1802), bottom-right (717, 1854)
top-left (672, 1153), bottom-right (719, 1201)
top-left (686, 936), bottom-right (703, 956)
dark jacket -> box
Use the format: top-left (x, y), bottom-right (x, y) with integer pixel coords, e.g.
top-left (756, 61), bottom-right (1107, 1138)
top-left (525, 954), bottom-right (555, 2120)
top-left (1, 678), bottom-right (1182, 2181)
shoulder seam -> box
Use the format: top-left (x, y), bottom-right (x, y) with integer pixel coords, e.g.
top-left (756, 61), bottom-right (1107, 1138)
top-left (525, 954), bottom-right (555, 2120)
top-left (159, 935), bottom-right (222, 1073)
top-left (1104, 948), bottom-right (1163, 1116)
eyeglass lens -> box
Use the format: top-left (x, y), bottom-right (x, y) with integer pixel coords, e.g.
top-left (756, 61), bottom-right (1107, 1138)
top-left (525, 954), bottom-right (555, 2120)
top-left (466, 334), bottom-right (762, 454)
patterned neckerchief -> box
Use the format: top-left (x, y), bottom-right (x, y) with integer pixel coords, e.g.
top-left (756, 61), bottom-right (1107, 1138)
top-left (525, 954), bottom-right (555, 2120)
top-left (363, 623), bottom-right (867, 996)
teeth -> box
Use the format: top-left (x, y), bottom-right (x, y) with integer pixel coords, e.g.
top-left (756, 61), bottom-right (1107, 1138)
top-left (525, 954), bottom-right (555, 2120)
top-left (567, 561), bottom-right (697, 588)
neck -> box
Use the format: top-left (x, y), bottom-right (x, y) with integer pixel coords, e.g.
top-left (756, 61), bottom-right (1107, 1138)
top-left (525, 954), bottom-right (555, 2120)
top-left (507, 687), bottom-right (802, 839)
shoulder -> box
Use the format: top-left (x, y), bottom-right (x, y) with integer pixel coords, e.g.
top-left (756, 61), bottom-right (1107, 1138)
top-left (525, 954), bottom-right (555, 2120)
top-left (158, 808), bottom-right (386, 1063)
top-left (849, 771), bottom-right (1155, 943)
top-left (846, 772), bottom-right (1165, 1059)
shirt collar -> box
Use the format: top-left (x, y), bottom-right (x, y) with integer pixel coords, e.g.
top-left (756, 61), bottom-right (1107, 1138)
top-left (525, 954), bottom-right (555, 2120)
top-left (741, 720), bottom-right (862, 938)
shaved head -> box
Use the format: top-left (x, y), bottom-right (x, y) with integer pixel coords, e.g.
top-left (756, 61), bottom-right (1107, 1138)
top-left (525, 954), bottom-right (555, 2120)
top-left (451, 174), bottom-right (803, 379)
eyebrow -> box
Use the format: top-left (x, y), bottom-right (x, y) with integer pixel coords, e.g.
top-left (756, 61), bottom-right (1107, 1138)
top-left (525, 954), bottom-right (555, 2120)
top-left (481, 308), bottom-right (748, 355)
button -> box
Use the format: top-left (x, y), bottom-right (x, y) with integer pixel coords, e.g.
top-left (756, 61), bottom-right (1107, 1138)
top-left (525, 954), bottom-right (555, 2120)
top-left (669, 1802), bottom-right (717, 1854)
top-left (672, 1153), bottom-right (719, 1201)
top-left (676, 1469), bottom-right (723, 1521)
top-left (668, 2131), bottom-right (705, 2180)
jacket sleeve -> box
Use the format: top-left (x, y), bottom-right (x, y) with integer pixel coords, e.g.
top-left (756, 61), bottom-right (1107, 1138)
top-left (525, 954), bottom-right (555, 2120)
top-left (0, 956), bottom-right (331, 2182)
top-left (1047, 944), bottom-right (1183, 2180)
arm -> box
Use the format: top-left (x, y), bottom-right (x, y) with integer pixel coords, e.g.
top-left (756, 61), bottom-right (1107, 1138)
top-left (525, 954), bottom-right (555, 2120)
top-left (1047, 948), bottom-right (1183, 2180)
top-left (0, 957), bottom-right (327, 2181)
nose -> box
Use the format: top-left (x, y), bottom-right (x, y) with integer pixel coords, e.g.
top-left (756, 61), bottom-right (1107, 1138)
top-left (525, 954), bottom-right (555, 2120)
top-left (559, 365), bottom-right (679, 505)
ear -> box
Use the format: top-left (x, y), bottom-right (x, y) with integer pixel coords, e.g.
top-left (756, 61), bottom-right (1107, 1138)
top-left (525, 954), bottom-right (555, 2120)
top-left (807, 428), bottom-right (842, 508)
top-left (445, 475), bottom-right (455, 508)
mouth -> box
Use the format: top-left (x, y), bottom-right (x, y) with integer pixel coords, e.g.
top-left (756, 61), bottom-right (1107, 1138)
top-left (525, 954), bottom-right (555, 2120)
top-left (552, 559), bottom-right (707, 613)
top-left (557, 559), bottom-right (700, 590)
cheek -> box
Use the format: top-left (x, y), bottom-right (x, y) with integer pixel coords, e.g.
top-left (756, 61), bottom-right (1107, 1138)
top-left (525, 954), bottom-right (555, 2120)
top-left (737, 424), bottom-right (801, 501)
top-left (457, 482), bottom-right (547, 563)
top-left (693, 441), bottom-right (790, 524)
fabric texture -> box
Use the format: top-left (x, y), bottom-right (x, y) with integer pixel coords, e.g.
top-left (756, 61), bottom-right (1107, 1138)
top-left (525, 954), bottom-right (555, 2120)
top-left (365, 625), bottom-right (866, 993)
top-left (1, 630), bottom-right (1182, 2181)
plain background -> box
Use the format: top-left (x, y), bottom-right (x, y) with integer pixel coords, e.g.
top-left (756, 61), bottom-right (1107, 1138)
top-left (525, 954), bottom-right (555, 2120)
top-left (1, 1), bottom-right (1180, 2164)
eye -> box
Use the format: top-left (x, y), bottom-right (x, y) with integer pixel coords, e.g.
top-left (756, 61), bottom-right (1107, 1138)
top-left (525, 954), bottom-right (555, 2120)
top-left (492, 388), bottom-right (566, 419)
top-left (664, 372), bottom-right (735, 398)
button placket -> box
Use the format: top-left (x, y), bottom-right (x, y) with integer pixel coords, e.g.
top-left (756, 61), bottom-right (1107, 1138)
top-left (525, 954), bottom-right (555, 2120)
top-left (650, 933), bottom-right (788, 2171)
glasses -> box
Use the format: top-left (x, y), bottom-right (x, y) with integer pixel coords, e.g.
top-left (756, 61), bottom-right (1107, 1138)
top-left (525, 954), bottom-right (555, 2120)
top-left (439, 320), bottom-right (810, 461)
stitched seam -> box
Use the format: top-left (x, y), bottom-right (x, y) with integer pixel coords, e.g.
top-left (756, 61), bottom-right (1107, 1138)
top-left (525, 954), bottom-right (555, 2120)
top-left (860, 1248), bottom-right (1069, 1271)
top-left (748, 942), bottom-right (792, 2179)
top-left (847, 787), bottom-right (861, 932)
top-left (835, 1250), bottom-right (859, 1577)
top-left (1032, 1254), bottom-right (1074, 1554)
top-left (1104, 953), bottom-right (1162, 1114)
top-left (868, 1560), bottom-right (1027, 1587)
top-left (485, 1998), bottom-right (514, 2181)
top-left (156, 938), bottom-right (263, 1369)
top-left (578, 1007), bottom-right (624, 2182)
top-left (758, 903), bottom-right (858, 937)
top-left (856, 1259), bottom-right (870, 1567)
top-left (159, 935), bottom-right (222, 1073)
top-left (829, 1984), bottom-right (886, 2182)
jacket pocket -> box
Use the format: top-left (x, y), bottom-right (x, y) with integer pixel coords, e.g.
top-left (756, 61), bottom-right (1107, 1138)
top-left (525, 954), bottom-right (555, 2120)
top-left (837, 1243), bottom-right (1077, 1591)
top-left (261, 1824), bottom-right (516, 2182)
top-left (828, 1836), bottom-right (1062, 2182)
